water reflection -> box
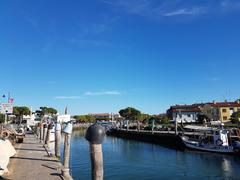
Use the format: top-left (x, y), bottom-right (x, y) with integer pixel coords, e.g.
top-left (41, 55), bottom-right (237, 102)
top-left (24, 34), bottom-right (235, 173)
top-left (69, 130), bottom-right (240, 180)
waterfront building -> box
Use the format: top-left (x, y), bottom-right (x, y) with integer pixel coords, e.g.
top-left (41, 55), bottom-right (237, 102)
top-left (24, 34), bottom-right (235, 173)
top-left (202, 100), bottom-right (240, 122)
top-left (90, 113), bottom-right (111, 121)
top-left (167, 104), bottom-right (203, 123)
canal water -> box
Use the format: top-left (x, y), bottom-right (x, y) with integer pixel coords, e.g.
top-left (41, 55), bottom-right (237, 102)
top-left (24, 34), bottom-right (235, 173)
top-left (66, 130), bottom-right (240, 180)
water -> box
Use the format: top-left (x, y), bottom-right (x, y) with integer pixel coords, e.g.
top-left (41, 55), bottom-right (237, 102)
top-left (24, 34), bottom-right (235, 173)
top-left (67, 130), bottom-right (240, 180)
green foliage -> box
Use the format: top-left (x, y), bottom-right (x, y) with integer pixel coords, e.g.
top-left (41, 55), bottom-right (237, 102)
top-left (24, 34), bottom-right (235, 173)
top-left (35, 106), bottom-right (57, 116)
top-left (119, 107), bottom-right (141, 121)
top-left (73, 115), bottom-right (96, 123)
top-left (230, 111), bottom-right (240, 124)
top-left (137, 114), bottom-right (151, 122)
top-left (196, 114), bottom-right (210, 124)
top-left (161, 116), bottom-right (170, 124)
top-left (13, 106), bottom-right (30, 116)
top-left (0, 114), bottom-right (5, 124)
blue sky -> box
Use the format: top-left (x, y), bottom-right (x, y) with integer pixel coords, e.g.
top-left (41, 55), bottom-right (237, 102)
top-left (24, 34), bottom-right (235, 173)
top-left (0, 0), bottom-right (240, 115)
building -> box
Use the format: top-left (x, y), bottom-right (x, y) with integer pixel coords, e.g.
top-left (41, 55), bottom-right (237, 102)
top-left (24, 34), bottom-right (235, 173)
top-left (90, 113), bottom-right (111, 121)
top-left (202, 100), bottom-right (240, 122)
top-left (167, 104), bottom-right (203, 123)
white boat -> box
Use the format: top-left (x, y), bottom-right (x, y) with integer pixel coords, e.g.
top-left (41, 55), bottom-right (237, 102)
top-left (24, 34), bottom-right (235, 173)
top-left (181, 124), bottom-right (240, 154)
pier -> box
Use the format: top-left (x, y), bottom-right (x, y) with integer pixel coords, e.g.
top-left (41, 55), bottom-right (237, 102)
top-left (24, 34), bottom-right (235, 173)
top-left (2, 133), bottom-right (63, 180)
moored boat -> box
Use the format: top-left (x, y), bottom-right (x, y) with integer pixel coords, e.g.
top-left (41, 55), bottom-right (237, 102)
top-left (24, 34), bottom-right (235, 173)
top-left (181, 124), bottom-right (240, 154)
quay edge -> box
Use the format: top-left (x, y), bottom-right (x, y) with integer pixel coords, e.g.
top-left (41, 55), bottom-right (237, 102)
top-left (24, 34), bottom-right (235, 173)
top-left (107, 129), bottom-right (185, 150)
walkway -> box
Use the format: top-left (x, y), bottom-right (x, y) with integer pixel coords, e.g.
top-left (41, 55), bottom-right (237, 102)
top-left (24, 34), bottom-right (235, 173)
top-left (2, 133), bottom-right (63, 180)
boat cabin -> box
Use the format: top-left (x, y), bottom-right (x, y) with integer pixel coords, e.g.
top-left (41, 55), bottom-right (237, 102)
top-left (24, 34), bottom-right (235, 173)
top-left (184, 124), bottom-right (230, 146)
top-left (212, 129), bottom-right (229, 146)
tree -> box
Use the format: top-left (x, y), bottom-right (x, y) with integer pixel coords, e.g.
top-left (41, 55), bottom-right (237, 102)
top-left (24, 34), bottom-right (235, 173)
top-left (13, 106), bottom-right (30, 124)
top-left (0, 114), bottom-right (5, 124)
top-left (73, 115), bottom-right (96, 123)
top-left (119, 107), bottom-right (141, 121)
top-left (137, 114), bottom-right (151, 123)
top-left (196, 114), bottom-right (210, 124)
top-left (230, 111), bottom-right (240, 125)
top-left (36, 106), bottom-right (57, 117)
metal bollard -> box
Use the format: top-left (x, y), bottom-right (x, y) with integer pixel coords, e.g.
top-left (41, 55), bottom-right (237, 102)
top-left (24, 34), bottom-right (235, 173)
top-left (86, 124), bottom-right (106, 180)
top-left (55, 122), bottom-right (61, 158)
top-left (61, 123), bottom-right (73, 179)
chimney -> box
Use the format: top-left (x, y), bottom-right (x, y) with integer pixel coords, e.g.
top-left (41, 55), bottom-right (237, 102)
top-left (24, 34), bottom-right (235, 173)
top-left (237, 100), bottom-right (240, 104)
top-left (224, 100), bottom-right (227, 103)
top-left (213, 100), bottom-right (216, 104)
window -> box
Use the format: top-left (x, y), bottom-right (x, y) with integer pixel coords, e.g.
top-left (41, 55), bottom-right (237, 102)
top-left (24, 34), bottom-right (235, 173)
top-left (223, 116), bottom-right (228, 120)
top-left (222, 109), bottom-right (227, 113)
top-left (207, 110), bottom-right (211, 114)
top-left (187, 114), bottom-right (191, 117)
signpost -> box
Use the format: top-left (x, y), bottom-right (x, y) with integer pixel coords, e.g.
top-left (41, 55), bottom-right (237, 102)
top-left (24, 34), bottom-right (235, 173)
top-left (1, 103), bottom-right (13, 114)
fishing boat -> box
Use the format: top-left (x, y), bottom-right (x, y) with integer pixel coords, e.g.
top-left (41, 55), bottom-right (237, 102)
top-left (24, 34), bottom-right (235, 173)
top-left (180, 124), bottom-right (240, 154)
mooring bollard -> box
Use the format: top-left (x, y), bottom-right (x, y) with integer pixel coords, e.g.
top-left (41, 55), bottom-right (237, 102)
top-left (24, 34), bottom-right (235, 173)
top-left (151, 120), bottom-right (155, 134)
top-left (86, 123), bottom-right (106, 180)
top-left (45, 124), bottom-right (52, 145)
top-left (62, 123), bottom-right (73, 179)
top-left (175, 119), bottom-right (178, 135)
top-left (36, 123), bottom-right (40, 139)
top-left (55, 122), bottom-right (61, 158)
top-left (40, 123), bottom-right (44, 142)
top-left (43, 124), bottom-right (48, 143)
top-left (137, 121), bottom-right (140, 133)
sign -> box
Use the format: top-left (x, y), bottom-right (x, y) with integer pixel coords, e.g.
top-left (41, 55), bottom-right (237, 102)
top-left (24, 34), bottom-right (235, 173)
top-left (1, 103), bottom-right (13, 114)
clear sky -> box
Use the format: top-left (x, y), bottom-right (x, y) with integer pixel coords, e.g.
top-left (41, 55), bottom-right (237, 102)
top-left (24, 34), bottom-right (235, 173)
top-left (0, 0), bottom-right (240, 115)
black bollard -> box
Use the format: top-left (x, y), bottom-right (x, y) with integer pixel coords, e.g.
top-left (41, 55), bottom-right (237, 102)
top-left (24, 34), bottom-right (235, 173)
top-left (86, 123), bottom-right (106, 180)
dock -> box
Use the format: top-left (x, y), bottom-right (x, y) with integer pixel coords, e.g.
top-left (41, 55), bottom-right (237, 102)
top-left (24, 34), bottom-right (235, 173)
top-left (2, 133), bottom-right (64, 180)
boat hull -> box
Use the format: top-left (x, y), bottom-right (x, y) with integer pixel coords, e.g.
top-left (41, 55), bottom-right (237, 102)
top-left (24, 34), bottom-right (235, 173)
top-left (181, 136), bottom-right (238, 155)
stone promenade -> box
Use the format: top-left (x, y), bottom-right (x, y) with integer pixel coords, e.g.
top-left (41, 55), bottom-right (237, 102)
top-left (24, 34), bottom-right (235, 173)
top-left (2, 133), bottom-right (64, 180)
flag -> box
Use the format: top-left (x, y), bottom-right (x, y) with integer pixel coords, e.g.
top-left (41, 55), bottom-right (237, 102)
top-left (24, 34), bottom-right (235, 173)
top-left (9, 98), bottom-right (14, 103)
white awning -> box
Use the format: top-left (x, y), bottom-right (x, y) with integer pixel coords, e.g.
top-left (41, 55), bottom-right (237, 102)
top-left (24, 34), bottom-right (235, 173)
top-left (184, 125), bottom-right (217, 131)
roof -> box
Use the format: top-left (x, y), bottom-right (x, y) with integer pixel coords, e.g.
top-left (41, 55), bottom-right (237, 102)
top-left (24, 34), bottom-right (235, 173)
top-left (172, 108), bottom-right (201, 113)
top-left (93, 113), bottom-right (110, 117)
top-left (209, 102), bottom-right (240, 107)
top-left (170, 103), bottom-right (204, 109)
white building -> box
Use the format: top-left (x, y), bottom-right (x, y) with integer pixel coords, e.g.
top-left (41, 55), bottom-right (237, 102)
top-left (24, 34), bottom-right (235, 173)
top-left (57, 114), bottom-right (71, 124)
top-left (22, 113), bottom-right (41, 126)
top-left (169, 104), bottom-right (202, 123)
top-left (173, 110), bottom-right (200, 123)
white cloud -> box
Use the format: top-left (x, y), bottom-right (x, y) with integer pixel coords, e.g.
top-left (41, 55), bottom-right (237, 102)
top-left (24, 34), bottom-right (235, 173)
top-left (55, 96), bottom-right (82, 99)
top-left (84, 91), bottom-right (121, 96)
top-left (208, 77), bottom-right (220, 82)
top-left (100, 0), bottom-right (240, 19)
top-left (163, 7), bottom-right (206, 17)
top-left (220, 0), bottom-right (240, 11)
